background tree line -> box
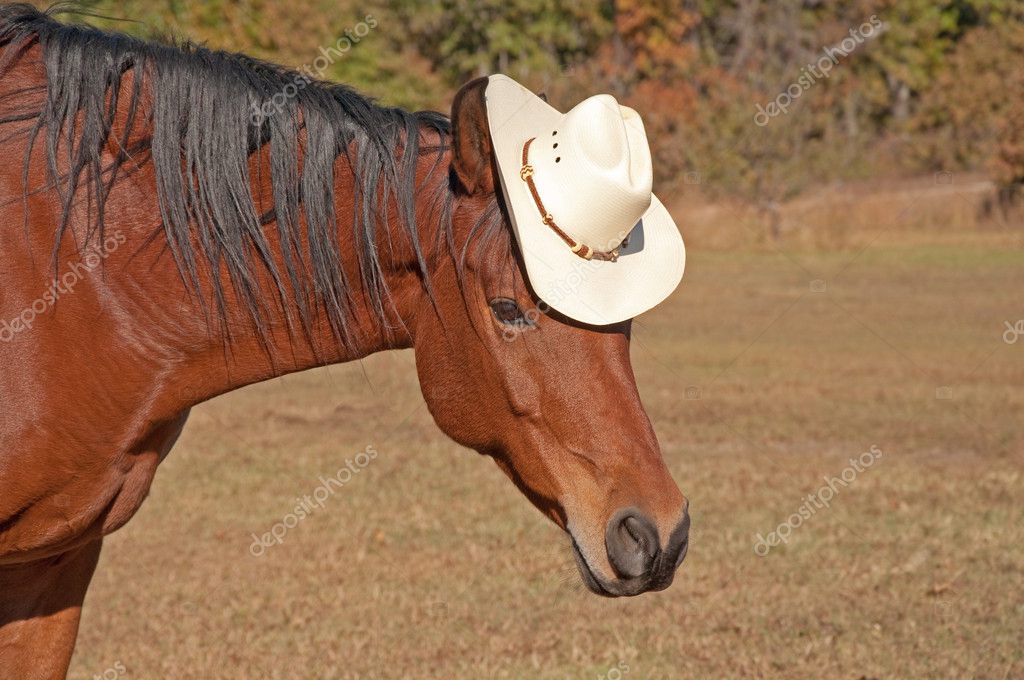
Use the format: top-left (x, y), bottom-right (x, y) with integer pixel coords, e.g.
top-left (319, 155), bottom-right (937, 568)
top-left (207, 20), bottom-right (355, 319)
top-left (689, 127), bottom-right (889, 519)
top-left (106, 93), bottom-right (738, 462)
top-left (44, 0), bottom-right (1024, 208)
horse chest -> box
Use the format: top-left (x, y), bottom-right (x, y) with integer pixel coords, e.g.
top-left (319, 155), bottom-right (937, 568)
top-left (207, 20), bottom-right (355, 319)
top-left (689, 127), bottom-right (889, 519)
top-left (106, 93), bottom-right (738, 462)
top-left (0, 411), bottom-right (189, 564)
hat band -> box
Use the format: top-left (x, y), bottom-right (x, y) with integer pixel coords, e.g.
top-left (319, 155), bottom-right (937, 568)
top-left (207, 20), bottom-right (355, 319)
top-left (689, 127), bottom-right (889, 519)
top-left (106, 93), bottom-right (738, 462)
top-left (519, 138), bottom-right (620, 262)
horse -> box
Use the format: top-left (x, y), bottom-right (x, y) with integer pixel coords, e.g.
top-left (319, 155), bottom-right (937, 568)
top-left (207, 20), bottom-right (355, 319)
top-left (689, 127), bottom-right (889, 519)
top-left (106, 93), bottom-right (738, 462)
top-left (0, 5), bottom-right (689, 677)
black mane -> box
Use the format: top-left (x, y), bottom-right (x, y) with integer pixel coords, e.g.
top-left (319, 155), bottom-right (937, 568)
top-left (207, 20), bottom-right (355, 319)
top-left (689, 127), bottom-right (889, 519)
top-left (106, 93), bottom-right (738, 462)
top-left (0, 3), bottom-right (455, 350)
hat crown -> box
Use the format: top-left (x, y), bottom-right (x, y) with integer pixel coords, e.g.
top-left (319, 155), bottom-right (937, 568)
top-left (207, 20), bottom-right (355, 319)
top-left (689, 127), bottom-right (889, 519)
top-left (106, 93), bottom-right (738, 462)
top-left (570, 96), bottom-right (652, 188)
top-left (530, 95), bottom-right (653, 251)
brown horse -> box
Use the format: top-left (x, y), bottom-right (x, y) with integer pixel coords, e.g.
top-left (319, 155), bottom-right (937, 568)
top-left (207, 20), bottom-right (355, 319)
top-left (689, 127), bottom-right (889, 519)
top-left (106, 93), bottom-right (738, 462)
top-left (0, 5), bottom-right (689, 677)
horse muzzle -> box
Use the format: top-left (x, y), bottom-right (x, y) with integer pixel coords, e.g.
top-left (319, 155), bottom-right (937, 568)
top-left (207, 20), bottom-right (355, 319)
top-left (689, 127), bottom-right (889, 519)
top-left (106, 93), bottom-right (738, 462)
top-left (571, 506), bottom-right (690, 597)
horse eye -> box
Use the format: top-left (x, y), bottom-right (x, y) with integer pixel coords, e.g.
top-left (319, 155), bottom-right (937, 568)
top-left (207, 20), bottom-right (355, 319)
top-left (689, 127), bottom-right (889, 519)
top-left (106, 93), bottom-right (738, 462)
top-left (489, 298), bottom-right (528, 326)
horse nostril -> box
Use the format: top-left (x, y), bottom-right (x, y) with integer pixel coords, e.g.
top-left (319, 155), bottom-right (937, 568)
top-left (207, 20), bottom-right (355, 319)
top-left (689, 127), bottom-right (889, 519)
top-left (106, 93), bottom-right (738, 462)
top-left (605, 508), bottom-right (660, 579)
top-left (623, 516), bottom-right (658, 558)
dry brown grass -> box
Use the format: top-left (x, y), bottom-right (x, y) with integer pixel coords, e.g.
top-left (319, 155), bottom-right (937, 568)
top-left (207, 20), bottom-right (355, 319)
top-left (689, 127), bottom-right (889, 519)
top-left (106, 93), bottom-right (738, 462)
top-left (68, 188), bottom-right (1023, 679)
top-left (673, 173), bottom-right (1024, 252)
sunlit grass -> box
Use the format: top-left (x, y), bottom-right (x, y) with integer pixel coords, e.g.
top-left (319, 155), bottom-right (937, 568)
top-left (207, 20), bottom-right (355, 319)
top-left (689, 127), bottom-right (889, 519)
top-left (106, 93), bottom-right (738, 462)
top-left (70, 239), bottom-right (1023, 678)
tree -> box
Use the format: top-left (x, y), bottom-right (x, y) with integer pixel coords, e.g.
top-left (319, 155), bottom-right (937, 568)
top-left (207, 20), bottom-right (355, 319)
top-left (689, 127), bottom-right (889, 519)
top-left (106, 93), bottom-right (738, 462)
top-left (917, 18), bottom-right (1024, 199)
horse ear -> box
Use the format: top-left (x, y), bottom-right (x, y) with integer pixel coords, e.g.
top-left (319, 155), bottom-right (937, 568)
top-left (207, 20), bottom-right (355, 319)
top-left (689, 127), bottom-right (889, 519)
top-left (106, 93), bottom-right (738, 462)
top-left (450, 77), bottom-right (496, 196)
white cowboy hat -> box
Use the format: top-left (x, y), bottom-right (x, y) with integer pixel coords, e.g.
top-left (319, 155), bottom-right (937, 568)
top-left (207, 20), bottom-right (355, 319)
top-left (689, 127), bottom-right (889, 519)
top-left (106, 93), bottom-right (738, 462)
top-left (484, 74), bottom-right (685, 326)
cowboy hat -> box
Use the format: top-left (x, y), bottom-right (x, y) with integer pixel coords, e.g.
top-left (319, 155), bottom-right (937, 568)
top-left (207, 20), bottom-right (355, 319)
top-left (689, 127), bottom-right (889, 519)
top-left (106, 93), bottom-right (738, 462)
top-left (484, 74), bottom-right (685, 326)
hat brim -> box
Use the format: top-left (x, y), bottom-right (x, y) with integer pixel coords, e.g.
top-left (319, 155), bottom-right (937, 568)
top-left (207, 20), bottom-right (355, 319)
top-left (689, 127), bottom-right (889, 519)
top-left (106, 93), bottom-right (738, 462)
top-left (485, 75), bottom-right (685, 326)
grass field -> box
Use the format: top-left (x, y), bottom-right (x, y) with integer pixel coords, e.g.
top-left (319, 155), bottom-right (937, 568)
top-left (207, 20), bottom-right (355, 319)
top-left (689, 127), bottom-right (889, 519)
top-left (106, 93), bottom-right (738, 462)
top-left (69, 232), bottom-right (1023, 678)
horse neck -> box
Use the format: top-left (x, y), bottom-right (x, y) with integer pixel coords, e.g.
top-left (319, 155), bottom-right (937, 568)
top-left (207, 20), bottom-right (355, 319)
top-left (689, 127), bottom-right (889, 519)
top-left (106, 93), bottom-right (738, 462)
top-left (0, 37), bottom-right (452, 415)
top-left (122, 137), bottom-right (450, 413)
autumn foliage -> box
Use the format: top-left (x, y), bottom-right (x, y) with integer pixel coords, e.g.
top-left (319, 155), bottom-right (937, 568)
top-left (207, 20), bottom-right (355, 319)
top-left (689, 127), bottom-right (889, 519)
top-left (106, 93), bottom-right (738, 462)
top-left (44, 0), bottom-right (1024, 204)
